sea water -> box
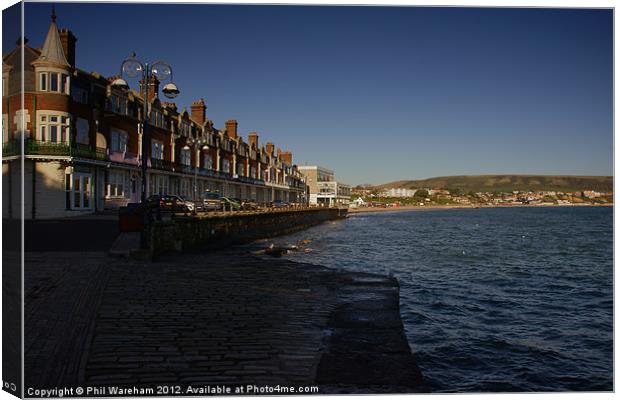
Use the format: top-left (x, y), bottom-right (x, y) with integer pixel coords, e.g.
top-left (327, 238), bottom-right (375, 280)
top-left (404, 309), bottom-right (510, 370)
top-left (263, 206), bottom-right (613, 392)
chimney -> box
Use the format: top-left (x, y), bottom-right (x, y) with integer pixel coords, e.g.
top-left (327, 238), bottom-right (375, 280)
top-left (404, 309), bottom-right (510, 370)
top-left (281, 151), bottom-right (293, 166)
top-left (191, 98), bottom-right (206, 125)
top-left (265, 142), bottom-right (274, 156)
top-left (277, 147), bottom-right (282, 158)
top-left (225, 119), bottom-right (238, 138)
top-left (248, 131), bottom-right (258, 148)
top-left (140, 75), bottom-right (159, 103)
top-left (59, 28), bottom-right (77, 67)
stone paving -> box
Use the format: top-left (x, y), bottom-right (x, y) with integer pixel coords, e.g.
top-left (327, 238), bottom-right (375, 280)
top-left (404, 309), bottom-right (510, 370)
top-left (24, 248), bottom-right (424, 393)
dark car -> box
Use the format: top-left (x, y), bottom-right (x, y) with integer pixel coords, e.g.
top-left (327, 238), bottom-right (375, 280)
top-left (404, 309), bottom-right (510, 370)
top-left (271, 199), bottom-right (289, 208)
top-left (146, 194), bottom-right (192, 213)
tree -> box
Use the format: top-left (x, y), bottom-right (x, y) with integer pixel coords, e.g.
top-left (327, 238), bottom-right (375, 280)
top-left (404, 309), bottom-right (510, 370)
top-left (414, 189), bottom-right (429, 199)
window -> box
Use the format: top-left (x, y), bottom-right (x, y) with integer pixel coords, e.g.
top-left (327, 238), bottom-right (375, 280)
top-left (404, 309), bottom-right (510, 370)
top-left (150, 110), bottom-right (165, 128)
top-left (150, 175), bottom-right (169, 196)
top-left (203, 154), bottom-right (213, 170)
top-left (110, 129), bottom-right (128, 153)
top-left (180, 121), bottom-right (190, 137)
top-left (71, 85), bottom-right (89, 104)
top-left (2, 114), bottom-right (8, 143)
top-left (39, 71), bottom-right (69, 94)
top-left (180, 148), bottom-right (191, 166)
top-left (222, 158), bottom-right (230, 174)
top-left (66, 172), bottom-right (92, 210)
top-left (237, 162), bottom-right (245, 176)
top-left (151, 140), bottom-right (164, 160)
top-left (38, 113), bottom-right (70, 143)
top-left (39, 73), bottom-right (47, 91)
top-left (108, 94), bottom-right (129, 115)
top-left (50, 73), bottom-right (58, 91)
top-left (180, 179), bottom-right (190, 198)
top-left (107, 170), bottom-right (128, 198)
top-left (76, 118), bottom-right (89, 144)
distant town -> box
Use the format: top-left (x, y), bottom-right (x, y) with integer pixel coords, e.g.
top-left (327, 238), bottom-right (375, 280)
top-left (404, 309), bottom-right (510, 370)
top-left (348, 186), bottom-right (613, 209)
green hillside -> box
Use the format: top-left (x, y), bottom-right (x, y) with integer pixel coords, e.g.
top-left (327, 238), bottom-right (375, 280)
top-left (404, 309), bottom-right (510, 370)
top-left (375, 175), bottom-right (613, 193)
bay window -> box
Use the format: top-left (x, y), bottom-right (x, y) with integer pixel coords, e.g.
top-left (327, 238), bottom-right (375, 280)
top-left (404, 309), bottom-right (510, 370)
top-left (106, 170), bottom-right (129, 198)
top-left (38, 71), bottom-right (70, 94)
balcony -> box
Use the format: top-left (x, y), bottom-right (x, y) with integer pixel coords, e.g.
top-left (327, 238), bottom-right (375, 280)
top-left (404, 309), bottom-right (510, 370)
top-left (2, 139), bottom-right (110, 160)
top-left (235, 175), bottom-right (265, 186)
top-left (198, 168), bottom-right (233, 180)
top-left (2, 140), bottom-right (19, 157)
top-left (109, 150), bottom-right (139, 166)
top-left (150, 158), bottom-right (176, 171)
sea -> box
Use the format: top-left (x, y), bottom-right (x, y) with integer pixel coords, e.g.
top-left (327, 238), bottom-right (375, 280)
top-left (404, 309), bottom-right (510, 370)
top-left (259, 206), bottom-right (613, 392)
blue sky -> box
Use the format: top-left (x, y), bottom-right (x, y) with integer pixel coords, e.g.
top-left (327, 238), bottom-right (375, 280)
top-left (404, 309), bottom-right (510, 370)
top-left (6, 3), bottom-right (613, 185)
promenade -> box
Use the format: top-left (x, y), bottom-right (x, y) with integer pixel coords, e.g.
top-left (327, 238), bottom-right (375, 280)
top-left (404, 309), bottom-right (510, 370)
top-left (23, 240), bottom-right (425, 393)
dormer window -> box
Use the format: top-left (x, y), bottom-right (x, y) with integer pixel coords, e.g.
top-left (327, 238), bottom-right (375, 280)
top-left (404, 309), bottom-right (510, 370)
top-left (38, 71), bottom-right (70, 94)
top-left (150, 110), bottom-right (165, 128)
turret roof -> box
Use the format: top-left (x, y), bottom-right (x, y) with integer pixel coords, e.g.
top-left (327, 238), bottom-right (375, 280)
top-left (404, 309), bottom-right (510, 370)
top-left (34, 20), bottom-right (69, 68)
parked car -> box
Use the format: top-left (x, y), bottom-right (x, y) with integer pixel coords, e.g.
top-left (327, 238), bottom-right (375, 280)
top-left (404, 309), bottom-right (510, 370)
top-left (176, 196), bottom-right (195, 212)
top-left (220, 197), bottom-right (242, 211)
top-left (202, 191), bottom-right (223, 211)
top-left (241, 199), bottom-right (259, 211)
top-left (146, 195), bottom-right (192, 213)
top-left (271, 199), bottom-right (289, 208)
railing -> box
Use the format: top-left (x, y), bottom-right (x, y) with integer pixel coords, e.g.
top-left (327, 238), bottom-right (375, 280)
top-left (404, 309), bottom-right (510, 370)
top-left (1, 139), bottom-right (110, 160)
top-left (151, 158), bottom-right (176, 171)
top-left (2, 140), bottom-right (19, 157)
top-left (235, 175), bottom-right (265, 186)
top-left (198, 168), bottom-right (233, 180)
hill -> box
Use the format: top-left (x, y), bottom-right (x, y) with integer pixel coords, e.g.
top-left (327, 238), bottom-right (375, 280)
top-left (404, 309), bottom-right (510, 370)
top-left (375, 175), bottom-right (613, 193)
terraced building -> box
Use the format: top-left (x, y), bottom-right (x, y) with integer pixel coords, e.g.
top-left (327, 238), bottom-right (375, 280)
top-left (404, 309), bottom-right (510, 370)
top-left (2, 13), bottom-right (307, 219)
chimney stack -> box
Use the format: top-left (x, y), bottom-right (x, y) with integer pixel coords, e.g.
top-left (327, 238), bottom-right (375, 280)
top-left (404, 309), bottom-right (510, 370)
top-left (280, 151), bottom-right (293, 166)
top-left (191, 98), bottom-right (206, 125)
top-left (140, 75), bottom-right (159, 103)
top-left (265, 142), bottom-right (274, 156)
top-left (59, 28), bottom-right (77, 67)
top-left (248, 131), bottom-right (258, 148)
top-left (225, 119), bottom-right (238, 138)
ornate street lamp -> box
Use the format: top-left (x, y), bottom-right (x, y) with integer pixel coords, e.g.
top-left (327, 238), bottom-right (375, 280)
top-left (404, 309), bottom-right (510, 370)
top-left (112, 52), bottom-right (180, 248)
top-left (183, 137), bottom-right (210, 201)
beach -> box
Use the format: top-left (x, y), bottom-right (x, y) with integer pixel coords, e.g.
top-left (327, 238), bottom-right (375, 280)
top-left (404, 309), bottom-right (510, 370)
top-left (348, 203), bottom-right (612, 214)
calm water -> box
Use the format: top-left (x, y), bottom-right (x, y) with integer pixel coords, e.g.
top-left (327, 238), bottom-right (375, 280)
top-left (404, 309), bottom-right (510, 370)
top-left (261, 206), bottom-right (613, 392)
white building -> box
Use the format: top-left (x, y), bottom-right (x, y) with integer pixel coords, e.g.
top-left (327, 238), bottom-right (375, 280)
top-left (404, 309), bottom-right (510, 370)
top-left (298, 165), bottom-right (351, 207)
top-left (382, 187), bottom-right (417, 197)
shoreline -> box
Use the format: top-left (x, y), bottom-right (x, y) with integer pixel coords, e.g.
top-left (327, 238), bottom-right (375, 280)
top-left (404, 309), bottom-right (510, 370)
top-left (348, 203), bottom-right (613, 215)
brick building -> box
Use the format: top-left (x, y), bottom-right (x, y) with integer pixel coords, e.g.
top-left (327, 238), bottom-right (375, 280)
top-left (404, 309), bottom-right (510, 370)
top-left (2, 13), bottom-right (307, 219)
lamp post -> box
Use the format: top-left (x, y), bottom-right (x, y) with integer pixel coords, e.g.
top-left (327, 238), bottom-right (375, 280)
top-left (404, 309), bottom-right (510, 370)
top-left (183, 137), bottom-right (209, 202)
top-left (112, 52), bottom-right (180, 248)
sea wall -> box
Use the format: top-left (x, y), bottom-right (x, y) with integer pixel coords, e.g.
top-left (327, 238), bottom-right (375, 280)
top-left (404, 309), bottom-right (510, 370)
top-left (149, 207), bottom-right (347, 256)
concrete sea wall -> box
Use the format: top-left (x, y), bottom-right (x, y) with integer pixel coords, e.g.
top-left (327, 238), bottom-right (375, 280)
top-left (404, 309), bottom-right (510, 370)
top-left (149, 207), bottom-right (347, 257)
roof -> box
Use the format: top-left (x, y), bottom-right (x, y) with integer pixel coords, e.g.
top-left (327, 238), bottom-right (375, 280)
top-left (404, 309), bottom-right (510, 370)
top-left (32, 21), bottom-right (69, 68)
